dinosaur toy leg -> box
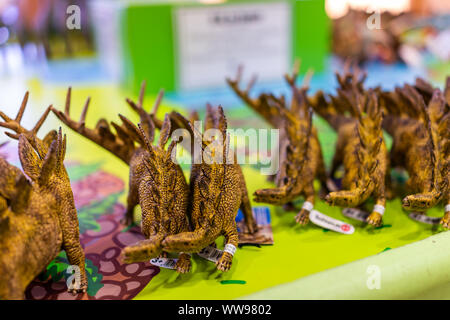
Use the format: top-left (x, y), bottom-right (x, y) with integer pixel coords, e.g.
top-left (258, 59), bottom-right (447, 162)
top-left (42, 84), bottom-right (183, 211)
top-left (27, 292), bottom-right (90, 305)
top-left (402, 189), bottom-right (442, 211)
top-left (175, 253), bottom-right (191, 273)
top-left (161, 228), bottom-right (211, 253)
top-left (62, 225), bottom-right (88, 293)
top-left (366, 183), bottom-right (386, 227)
top-left (122, 181), bottom-right (139, 226)
top-left (253, 186), bottom-right (289, 205)
top-left (325, 187), bottom-right (368, 208)
top-left (122, 233), bottom-right (164, 263)
top-left (295, 189), bottom-right (315, 225)
top-left (216, 222), bottom-right (239, 272)
top-left (366, 198), bottom-right (386, 227)
top-left (58, 191), bottom-right (88, 294)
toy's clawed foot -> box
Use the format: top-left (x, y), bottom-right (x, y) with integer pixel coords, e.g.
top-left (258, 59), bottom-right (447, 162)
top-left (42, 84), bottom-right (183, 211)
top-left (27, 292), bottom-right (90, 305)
top-left (216, 252), bottom-right (233, 272)
top-left (175, 254), bottom-right (191, 273)
top-left (366, 212), bottom-right (383, 227)
top-left (440, 212), bottom-right (450, 230)
top-left (295, 209), bottom-right (310, 225)
top-left (67, 277), bottom-right (88, 295)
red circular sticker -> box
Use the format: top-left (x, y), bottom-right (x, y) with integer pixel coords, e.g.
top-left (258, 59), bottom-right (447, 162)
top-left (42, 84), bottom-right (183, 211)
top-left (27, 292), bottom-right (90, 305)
top-left (341, 224), bottom-right (351, 232)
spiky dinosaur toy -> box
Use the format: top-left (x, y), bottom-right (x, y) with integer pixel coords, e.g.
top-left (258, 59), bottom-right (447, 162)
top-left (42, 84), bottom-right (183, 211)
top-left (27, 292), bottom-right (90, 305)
top-left (227, 63), bottom-right (329, 225)
top-left (311, 69), bottom-right (389, 227)
top-left (380, 79), bottom-right (449, 228)
top-left (161, 105), bottom-right (256, 272)
top-left (51, 84), bottom-right (192, 273)
top-left (0, 93), bottom-right (87, 299)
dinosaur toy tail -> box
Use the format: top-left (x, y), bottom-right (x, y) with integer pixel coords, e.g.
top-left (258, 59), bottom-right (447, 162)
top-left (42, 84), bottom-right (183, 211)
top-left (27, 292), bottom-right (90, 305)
top-left (325, 187), bottom-right (370, 208)
top-left (402, 189), bottom-right (443, 211)
top-left (121, 234), bottom-right (164, 263)
top-left (162, 228), bottom-right (219, 254)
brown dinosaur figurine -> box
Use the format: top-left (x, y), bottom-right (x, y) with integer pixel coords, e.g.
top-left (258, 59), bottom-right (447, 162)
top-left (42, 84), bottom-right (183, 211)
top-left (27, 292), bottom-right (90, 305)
top-left (227, 63), bottom-right (329, 225)
top-left (161, 105), bottom-right (256, 272)
top-left (51, 84), bottom-right (192, 273)
top-left (0, 93), bottom-right (87, 299)
top-left (380, 80), bottom-right (449, 228)
top-left (311, 69), bottom-right (389, 227)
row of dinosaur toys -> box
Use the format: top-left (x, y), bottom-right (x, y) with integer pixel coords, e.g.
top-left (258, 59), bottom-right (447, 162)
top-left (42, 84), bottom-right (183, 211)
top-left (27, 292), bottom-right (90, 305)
top-left (228, 62), bottom-right (449, 229)
top-left (1, 65), bottom-right (447, 298)
top-left (0, 84), bottom-right (258, 299)
top-left (51, 84), bottom-right (257, 273)
top-left (227, 63), bottom-right (329, 226)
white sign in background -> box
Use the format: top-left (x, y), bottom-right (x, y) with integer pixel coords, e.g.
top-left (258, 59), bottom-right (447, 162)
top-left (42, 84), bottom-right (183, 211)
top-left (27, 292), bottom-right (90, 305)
top-left (176, 2), bottom-right (291, 91)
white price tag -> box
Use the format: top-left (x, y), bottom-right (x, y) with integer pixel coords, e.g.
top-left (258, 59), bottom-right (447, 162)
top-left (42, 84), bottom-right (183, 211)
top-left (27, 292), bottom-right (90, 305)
top-left (309, 210), bottom-right (355, 235)
top-left (342, 208), bottom-right (370, 222)
top-left (197, 246), bottom-right (224, 263)
top-left (150, 257), bottom-right (178, 270)
top-left (409, 212), bottom-right (441, 225)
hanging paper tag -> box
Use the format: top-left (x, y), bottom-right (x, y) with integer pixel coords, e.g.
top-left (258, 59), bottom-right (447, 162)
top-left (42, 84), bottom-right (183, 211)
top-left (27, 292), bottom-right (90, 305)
top-left (342, 208), bottom-right (370, 222)
top-left (150, 257), bottom-right (178, 270)
top-left (409, 212), bottom-right (441, 225)
top-left (197, 246), bottom-right (224, 263)
top-left (309, 210), bottom-right (355, 234)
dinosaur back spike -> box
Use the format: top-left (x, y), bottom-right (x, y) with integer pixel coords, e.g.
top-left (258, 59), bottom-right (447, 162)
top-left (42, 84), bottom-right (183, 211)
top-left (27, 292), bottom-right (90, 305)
top-left (444, 76), bottom-right (450, 107)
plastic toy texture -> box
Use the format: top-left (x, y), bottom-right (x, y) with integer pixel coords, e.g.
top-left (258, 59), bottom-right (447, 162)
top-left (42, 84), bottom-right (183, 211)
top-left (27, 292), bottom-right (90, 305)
top-left (380, 78), bottom-right (449, 228)
top-left (51, 84), bottom-right (193, 273)
top-left (227, 63), bottom-right (328, 225)
top-left (162, 105), bottom-right (257, 271)
top-left (310, 68), bottom-right (389, 227)
top-left (0, 92), bottom-right (87, 299)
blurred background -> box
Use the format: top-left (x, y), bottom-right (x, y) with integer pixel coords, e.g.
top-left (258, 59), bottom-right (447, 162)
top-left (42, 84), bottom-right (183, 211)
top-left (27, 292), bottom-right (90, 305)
top-left (0, 0), bottom-right (448, 146)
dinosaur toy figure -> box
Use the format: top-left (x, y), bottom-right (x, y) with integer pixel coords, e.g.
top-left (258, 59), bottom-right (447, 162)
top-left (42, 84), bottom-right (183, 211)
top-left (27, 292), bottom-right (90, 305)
top-left (311, 70), bottom-right (389, 227)
top-left (161, 105), bottom-right (256, 272)
top-left (380, 81), bottom-right (449, 228)
top-left (0, 93), bottom-right (87, 299)
top-left (51, 85), bottom-right (192, 273)
top-left (227, 63), bottom-right (328, 225)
